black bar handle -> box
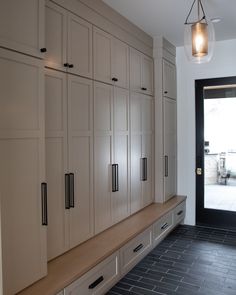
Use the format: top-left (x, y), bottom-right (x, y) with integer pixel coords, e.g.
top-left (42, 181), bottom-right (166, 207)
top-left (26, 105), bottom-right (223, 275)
top-left (40, 48), bottom-right (47, 53)
top-left (68, 64), bottom-right (74, 68)
top-left (112, 77), bottom-right (118, 82)
top-left (161, 222), bottom-right (169, 230)
top-left (177, 210), bottom-right (183, 216)
top-left (69, 173), bottom-right (75, 208)
top-left (112, 164), bottom-right (119, 192)
top-left (133, 243), bottom-right (144, 253)
top-left (64, 63), bottom-right (69, 67)
top-left (65, 174), bottom-right (70, 209)
top-left (164, 155), bottom-right (168, 177)
top-left (141, 158), bottom-right (147, 181)
top-left (141, 87), bottom-right (147, 91)
top-left (41, 183), bottom-right (48, 226)
top-left (88, 276), bottom-right (104, 289)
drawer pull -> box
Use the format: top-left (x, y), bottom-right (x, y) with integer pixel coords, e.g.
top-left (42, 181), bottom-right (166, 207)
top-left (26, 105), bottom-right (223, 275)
top-left (177, 210), bottom-right (183, 216)
top-left (133, 243), bottom-right (144, 253)
top-left (161, 222), bottom-right (169, 230)
top-left (88, 276), bottom-right (104, 289)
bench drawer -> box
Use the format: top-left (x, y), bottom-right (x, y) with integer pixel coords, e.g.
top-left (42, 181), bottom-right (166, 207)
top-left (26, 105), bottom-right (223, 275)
top-left (174, 202), bottom-right (186, 225)
top-left (64, 252), bottom-right (119, 295)
top-left (153, 211), bottom-right (173, 247)
top-left (120, 227), bottom-right (152, 274)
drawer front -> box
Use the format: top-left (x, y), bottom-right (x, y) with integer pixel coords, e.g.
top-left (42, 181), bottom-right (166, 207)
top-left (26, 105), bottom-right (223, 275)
top-left (153, 212), bottom-right (173, 246)
top-left (64, 252), bottom-right (119, 295)
top-left (174, 202), bottom-right (186, 224)
top-left (120, 227), bottom-right (152, 274)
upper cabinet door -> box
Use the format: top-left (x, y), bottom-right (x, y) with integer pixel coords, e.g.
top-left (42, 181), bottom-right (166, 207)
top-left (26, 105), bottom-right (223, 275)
top-left (0, 0), bottom-right (45, 58)
top-left (93, 27), bottom-right (112, 84)
top-left (111, 38), bottom-right (129, 89)
top-left (142, 55), bottom-right (154, 96)
top-left (163, 59), bottom-right (177, 100)
top-left (68, 13), bottom-right (92, 78)
top-left (45, 1), bottom-right (67, 71)
top-left (130, 48), bottom-right (142, 93)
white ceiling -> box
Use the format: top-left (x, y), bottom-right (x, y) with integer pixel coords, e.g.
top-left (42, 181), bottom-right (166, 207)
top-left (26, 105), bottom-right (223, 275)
top-left (102, 0), bottom-right (236, 46)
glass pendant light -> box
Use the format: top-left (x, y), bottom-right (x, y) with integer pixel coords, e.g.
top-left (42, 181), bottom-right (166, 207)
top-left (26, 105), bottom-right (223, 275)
top-left (184, 0), bottom-right (215, 63)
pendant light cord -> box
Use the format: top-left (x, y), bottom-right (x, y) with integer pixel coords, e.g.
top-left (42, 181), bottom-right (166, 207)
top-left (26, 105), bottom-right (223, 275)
top-left (185, 0), bottom-right (207, 25)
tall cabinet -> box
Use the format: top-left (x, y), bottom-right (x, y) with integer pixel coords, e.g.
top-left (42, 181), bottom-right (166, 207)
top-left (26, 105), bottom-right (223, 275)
top-left (154, 37), bottom-right (177, 203)
top-left (0, 49), bottom-right (47, 294)
top-left (45, 69), bottom-right (94, 260)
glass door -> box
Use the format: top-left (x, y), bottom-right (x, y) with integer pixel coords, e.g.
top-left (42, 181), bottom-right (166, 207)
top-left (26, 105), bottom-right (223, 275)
top-left (196, 77), bottom-right (236, 230)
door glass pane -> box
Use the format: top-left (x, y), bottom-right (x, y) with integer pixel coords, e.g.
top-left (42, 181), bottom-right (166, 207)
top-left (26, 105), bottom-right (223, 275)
top-left (204, 87), bottom-right (236, 211)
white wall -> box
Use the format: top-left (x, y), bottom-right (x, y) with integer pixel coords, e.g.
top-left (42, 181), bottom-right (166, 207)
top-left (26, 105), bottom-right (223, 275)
top-left (176, 39), bottom-right (236, 225)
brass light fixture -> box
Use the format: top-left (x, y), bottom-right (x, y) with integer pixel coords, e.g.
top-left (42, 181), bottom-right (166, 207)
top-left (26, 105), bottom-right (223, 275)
top-left (184, 0), bottom-right (215, 63)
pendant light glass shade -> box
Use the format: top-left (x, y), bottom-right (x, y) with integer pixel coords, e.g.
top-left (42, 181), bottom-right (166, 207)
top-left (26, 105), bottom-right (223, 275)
top-left (184, 0), bottom-right (215, 63)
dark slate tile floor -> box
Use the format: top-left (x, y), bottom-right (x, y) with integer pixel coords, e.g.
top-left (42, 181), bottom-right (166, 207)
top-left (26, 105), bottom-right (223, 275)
top-left (106, 225), bottom-right (236, 295)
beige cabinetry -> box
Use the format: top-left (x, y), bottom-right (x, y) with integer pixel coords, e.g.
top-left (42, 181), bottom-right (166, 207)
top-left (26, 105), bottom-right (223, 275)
top-left (164, 97), bottom-right (177, 201)
top-left (93, 27), bottom-right (129, 89)
top-left (45, 1), bottom-right (92, 78)
top-left (163, 59), bottom-right (177, 99)
top-left (130, 92), bottom-right (153, 214)
top-left (0, 49), bottom-right (47, 294)
top-left (45, 69), bottom-right (94, 260)
top-left (130, 48), bottom-right (154, 96)
top-left (94, 82), bottom-right (130, 234)
top-left (0, 0), bottom-right (45, 58)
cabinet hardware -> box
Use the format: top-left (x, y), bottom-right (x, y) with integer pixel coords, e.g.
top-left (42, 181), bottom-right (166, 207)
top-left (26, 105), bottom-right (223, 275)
top-left (40, 48), bottom-right (47, 53)
top-left (133, 243), bottom-right (144, 253)
top-left (69, 173), bottom-right (75, 208)
top-left (177, 210), bottom-right (183, 216)
top-left (41, 183), bottom-right (48, 226)
top-left (112, 77), bottom-right (118, 82)
top-left (112, 164), bottom-right (119, 192)
top-left (141, 158), bottom-right (147, 181)
top-left (161, 222), bottom-right (169, 230)
top-left (64, 63), bottom-right (69, 67)
top-left (88, 276), bottom-right (104, 289)
top-left (65, 174), bottom-right (70, 209)
top-left (141, 87), bottom-right (147, 91)
top-left (164, 155), bottom-right (168, 177)
top-left (68, 64), bottom-right (74, 68)
top-left (164, 91), bottom-right (168, 94)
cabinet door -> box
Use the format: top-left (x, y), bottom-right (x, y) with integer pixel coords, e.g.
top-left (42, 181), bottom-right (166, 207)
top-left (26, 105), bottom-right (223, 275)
top-left (142, 55), bottom-right (154, 96)
top-left (0, 0), bottom-right (44, 58)
top-left (142, 95), bottom-right (153, 207)
top-left (45, 69), bottom-right (69, 260)
top-left (93, 28), bottom-right (112, 84)
top-left (94, 82), bottom-right (113, 234)
top-left (164, 98), bottom-right (177, 201)
top-left (0, 49), bottom-right (46, 294)
top-left (45, 1), bottom-right (67, 71)
top-left (68, 13), bottom-right (92, 78)
top-left (111, 38), bottom-right (129, 89)
top-left (163, 59), bottom-right (177, 100)
top-left (130, 48), bottom-right (142, 93)
top-left (113, 87), bottom-right (130, 223)
top-left (68, 75), bottom-right (94, 248)
top-left (130, 93), bottom-right (142, 214)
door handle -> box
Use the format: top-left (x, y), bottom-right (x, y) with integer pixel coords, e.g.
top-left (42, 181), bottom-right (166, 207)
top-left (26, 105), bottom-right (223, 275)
top-left (196, 168), bottom-right (202, 175)
top-left (164, 155), bottom-right (168, 177)
top-left (65, 174), bottom-right (70, 209)
top-left (112, 164), bottom-right (119, 192)
top-left (69, 173), bottom-right (75, 208)
top-left (141, 158), bottom-right (147, 181)
top-left (41, 183), bottom-right (48, 226)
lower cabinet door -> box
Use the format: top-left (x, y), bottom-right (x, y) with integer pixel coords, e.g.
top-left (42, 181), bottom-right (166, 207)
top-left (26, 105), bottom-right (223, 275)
top-left (153, 212), bottom-right (173, 247)
top-left (64, 252), bottom-right (119, 295)
top-left (174, 202), bottom-right (186, 225)
top-left (120, 227), bottom-right (152, 274)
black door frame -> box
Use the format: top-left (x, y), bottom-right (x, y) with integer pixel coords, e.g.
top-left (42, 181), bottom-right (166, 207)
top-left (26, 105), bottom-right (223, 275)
top-left (196, 76), bottom-right (236, 230)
